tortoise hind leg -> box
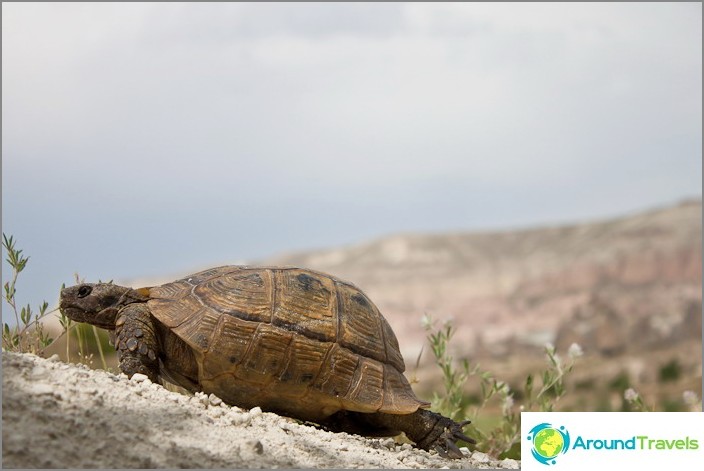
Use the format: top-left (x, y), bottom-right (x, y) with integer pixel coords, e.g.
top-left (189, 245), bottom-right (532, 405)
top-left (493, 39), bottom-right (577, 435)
top-left (325, 409), bottom-right (475, 459)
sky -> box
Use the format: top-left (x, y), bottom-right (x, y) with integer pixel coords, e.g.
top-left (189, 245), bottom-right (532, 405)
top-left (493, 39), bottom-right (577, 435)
top-left (1, 2), bottom-right (702, 312)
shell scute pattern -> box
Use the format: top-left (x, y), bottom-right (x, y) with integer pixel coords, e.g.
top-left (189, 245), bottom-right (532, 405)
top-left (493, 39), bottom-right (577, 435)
top-left (147, 266), bottom-right (426, 415)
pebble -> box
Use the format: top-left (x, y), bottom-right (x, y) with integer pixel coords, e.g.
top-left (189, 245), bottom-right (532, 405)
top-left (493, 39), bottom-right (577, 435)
top-left (229, 412), bottom-right (250, 426)
top-left (47, 354), bottom-right (60, 362)
top-left (500, 458), bottom-right (520, 469)
top-left (30, 383), bottom-right (55, 396)
top-left (130, 373), bottom-right (150, 384)
top-left (195, 391), bottom-right (209, 406)
top-left (249, 406), bottom-right (262, 418)
top-left (470, 451), bottom-right (491, 463)
top-left (208, 393), bottom-right (223, 407)
top-left (380, 438), bottom-right (396, 449)
top-left (250, 440), bottom-right (264, 455)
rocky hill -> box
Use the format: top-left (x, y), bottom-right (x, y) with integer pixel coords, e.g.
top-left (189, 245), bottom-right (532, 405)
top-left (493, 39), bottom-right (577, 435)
top-left (263, 199), bottom-right (701, 362)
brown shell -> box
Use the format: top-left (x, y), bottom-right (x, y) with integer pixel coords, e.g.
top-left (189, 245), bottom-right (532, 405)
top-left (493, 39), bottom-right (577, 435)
top-left (147, 265), bottom-right (429, 419)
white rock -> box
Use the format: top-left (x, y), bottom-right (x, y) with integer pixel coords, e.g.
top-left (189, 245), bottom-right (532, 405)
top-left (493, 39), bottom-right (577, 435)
top-left (500, 458), bottom-right (520, 469)
top-left (208, 393), bottom-right (223, 407)
top-left (195, 391), bottom-right (209, 406)
top-left (130, 373), bottom-right (149, 383)
top-left (470, 451), bottom-right (491, 463)
top-left (30, 383), bottom-right (55, 396)
top-left (381, 437), bottom-right (396, 449)
top-left (249, 406), bottom-right (262, 418)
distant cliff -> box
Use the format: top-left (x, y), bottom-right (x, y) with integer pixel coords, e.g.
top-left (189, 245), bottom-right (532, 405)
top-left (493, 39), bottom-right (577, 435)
top-left (263, 199), bottom-right (701, 361)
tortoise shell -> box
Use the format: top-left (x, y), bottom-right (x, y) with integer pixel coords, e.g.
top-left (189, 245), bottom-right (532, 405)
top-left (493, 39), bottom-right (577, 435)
top-left (147, 265), bottom-right (429, 420)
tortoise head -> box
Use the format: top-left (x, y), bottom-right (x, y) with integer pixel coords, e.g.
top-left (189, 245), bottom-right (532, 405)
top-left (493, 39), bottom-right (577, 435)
top-left (59, 283), bottom-right (150, 329)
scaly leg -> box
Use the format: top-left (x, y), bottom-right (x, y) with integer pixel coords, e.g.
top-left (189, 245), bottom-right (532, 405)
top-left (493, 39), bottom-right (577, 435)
top-left (114, 303), bottom-right (160, 383)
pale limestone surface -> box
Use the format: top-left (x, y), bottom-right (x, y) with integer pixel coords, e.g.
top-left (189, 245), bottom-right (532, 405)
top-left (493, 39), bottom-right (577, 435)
top-left (2, 352), bottom-right (519, 469)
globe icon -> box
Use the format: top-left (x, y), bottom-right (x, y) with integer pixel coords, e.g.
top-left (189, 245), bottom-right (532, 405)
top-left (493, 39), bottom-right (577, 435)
top-left (533, 428), bottom-right (564, 458)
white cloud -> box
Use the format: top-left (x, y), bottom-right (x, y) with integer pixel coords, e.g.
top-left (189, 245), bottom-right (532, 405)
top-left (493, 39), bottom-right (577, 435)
top-left (1, 2), bottom-right (701, 311)
top-left (2, 2), bottom-right (700, 226)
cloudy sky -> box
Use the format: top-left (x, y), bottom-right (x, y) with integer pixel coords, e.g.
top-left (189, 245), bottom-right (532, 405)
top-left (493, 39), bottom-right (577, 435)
top-left (2, 2), bottom-right (701, 310)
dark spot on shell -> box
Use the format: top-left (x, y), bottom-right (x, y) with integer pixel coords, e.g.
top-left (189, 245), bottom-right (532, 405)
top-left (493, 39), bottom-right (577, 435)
top-left (127, 338), bottom-right (138, 351)
top-left (300, 373), bottom-right (314, 383)
top-left (297, 273), bottom-right (319, 291)
top-left (244, 273), bottom-right (263, 286)
top-left (351, 293), bottom-right (369, 307)
top-left (194, 333), bottom-right (209, 349)
top-left (229, 356), bottom-right (238, 364)
top-left (224, 309), bottom-right (263, 322)
top-left (272, 318), bottom-right (333, 342)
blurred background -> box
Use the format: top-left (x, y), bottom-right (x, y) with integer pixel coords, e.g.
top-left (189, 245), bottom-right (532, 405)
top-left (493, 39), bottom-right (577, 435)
top-left (2, 3), bottom-right (701, 415)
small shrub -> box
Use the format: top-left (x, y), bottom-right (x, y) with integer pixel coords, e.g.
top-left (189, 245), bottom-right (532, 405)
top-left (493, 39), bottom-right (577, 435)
top-left (658, 358), bottom-right (682, 383)
top-left (623, 387), bottom-right (653, 412)
top-left (608, 371), bottom-right (631, 391)
top-left (2, 234), bottom-right (54, 354)
top-left (2, 233), bottom-right (107, 369)
top-left (422, 314), bottom-right (582, 460)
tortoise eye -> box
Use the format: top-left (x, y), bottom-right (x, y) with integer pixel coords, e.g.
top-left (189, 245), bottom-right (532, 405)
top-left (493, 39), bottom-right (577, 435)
top-left (77, 286), bottom-right (92, 298)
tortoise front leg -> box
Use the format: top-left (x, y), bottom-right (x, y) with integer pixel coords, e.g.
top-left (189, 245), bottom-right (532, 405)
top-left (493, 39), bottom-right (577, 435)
top-left (114, 303), bottom-right (160, 383)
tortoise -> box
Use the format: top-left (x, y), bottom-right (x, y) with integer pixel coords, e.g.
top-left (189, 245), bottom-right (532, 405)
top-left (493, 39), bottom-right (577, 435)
top-left (59, 265), bottom-right (474, 458)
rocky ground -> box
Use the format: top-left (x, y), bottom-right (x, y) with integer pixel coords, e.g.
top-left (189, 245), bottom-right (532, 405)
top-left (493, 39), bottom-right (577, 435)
top-left (2, 352), bottom-right (519, 469)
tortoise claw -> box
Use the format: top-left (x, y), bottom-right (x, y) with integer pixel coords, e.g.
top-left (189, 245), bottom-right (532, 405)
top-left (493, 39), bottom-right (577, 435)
top-left (444, 438), bottom-right (464, 459)
top-left (434, 419), bottom-right (475, 459)
top-left (453, 429), bottom-right (477, 445)
top-left (449, 420), bottom-right (477, 445)
top-left (435, 445), bottom-right (450, 459)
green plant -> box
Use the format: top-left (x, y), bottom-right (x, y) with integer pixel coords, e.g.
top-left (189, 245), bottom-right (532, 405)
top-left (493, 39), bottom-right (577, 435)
top-left (2, 233), bottom-right (108, 369)
top-left (422, 314), bottom-right (472, 421)
top-left (658, 358), bottom-right (682, 383)
top-left (2, 234), bottom-right (55, 354)
top-left (422, 314), bottom-right (582, 460)
top-left (608, 371), bottom-right (631, 391)
top-left (623, 387), bottom-right (653, 412)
